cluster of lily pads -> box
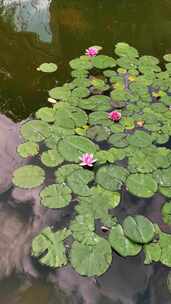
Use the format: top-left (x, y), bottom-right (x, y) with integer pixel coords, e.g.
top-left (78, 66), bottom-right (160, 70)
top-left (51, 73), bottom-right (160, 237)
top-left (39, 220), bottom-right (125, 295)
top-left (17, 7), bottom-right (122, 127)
top-left (12, 43), bottom-right (171, 277)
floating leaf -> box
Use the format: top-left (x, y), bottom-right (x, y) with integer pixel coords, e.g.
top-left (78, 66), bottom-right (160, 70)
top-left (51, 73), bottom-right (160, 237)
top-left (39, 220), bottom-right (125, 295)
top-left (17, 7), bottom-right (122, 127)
top-left (144, 242), bottom-right (161, 264)
top-left (79, 95), bottom-right (111, 111)
top-left (159, 187), bottom-right (171, 198)
top-left (67, 168), bottom-right (94, 196)
top-left (17, 142), bottom-right (39, 158)
top-left (109, 224), bottom-right (142, 257)
top-left (76, 186), bottom-right (120, 220)
top-left (58, 135), bottom-right (96, 162)
top-left (109, 133), bottom-right (128, 148)
top-left (161, 201), bottom-right (171, 225)
top-left (36, 107), bottom-right (55, 122)
top-left (70, 236), bottom-right (112, 277)
top-left (87, 126), bottom-right (110, 142)
top-left (153, 168), bottom-right (171, 187)
top-left (21, 120), bottom-right (50, 142)
top-left (40, 184), bottom-right (72, 208)
top-left (159, 231), bottom-right (171, 267)
top-left (96, 165), bottom-right (128, 191)
top-left (37, 63), bottom-right (58, 73)
top-left (126, 174), bottom-right (158, 198)
top-left (49, 86), bottom-right (71, 101)
top-left (69, 57), bottom-right (93, 70)
top-left (55, 164), bottom-right (80, 183)
top-left (70, 214), bottom-right (95, 244)
top-left (32, 227), bottom-right (69, 267)
top-left (127, 130), bottom-right (152, 147)
top-left (12, 165), bottom-right (45, 189)
top-left (92, 55), bottom-right (116, 69)
top-left (41, 150), bottom-right (64, 167)
top-left (123, 215), bottom-right (155, 244)
top-left (115, 42), bottom-right (139, 58)
top-left (54, 105), bottom-right (88, 129)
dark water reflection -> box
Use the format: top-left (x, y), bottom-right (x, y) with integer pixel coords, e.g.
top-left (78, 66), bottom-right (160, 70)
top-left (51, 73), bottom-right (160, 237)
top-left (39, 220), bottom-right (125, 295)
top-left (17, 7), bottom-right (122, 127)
top-left (0, 1), bottom-right (171, 303)
top-left (0, 0), bottom-right (171, 119)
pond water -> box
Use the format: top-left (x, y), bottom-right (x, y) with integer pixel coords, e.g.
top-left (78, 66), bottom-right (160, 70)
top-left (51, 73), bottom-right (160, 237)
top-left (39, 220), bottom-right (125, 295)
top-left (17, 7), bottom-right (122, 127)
top-left (1, 0), bottom-right (171, 303)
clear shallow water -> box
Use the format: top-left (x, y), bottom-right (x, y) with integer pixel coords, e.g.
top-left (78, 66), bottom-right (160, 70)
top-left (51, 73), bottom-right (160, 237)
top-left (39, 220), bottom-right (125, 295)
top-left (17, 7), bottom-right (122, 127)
top-left (0, 1), bottom-right (171, 303)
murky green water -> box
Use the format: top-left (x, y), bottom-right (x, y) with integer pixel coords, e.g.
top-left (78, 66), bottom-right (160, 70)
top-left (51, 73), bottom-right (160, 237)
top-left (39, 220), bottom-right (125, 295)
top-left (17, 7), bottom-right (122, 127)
top-left (1, 1), bottom-right (171, 303)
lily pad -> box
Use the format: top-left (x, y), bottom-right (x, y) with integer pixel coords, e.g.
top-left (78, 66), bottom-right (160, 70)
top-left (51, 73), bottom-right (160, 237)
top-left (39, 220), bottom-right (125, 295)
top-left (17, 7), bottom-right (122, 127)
top-left (126, 174), bottom-right (158, 198)
top-left (153, 168), bottom-right (171, 187)
top-left (41, 150), bottom-right (64, 167)
top-left (92, 55), bottom-right (116, 69)
top-left (21, 120), bottom-right (50, 143)
top-left (109, 224), bottom-right (142, 257)
top-left (96, 165), bottom-right (128, 191)
top-left (40, 184), bottom-right (72, 208)
top-left (123, 215), bottom-right (155, 244)
top-left (32, 227), bottom-right (69, 267)
top-left (54, 105), bottom-right (88, 129)
top-left (12, 165), bottom-right (45, 189)
top-left (55, 164), bottom-right (80, 183)
top-left (37, 63), bottom-right (58, 73)
top-left (36, 107), bottom-right (55, 122)
top-left (17, 142), bottom-right (39, 158)
top-left (70, 236), bottom-right (112, 277)
top-left (58, 135), bottom-right (96, 162)
top-left (70, 214), bottom-right (95, 244)
top-left (49, 86), bottom-right (71, 101)
top-left (67, 168), bottom-right (94, 196)
top-left (127, 130), bottom-right (152, 147)
top-left (115, 42), bottom-right (139, 58)
top-left (144, 242), bottom-right (161, 264)
top-left (161, 201), bottom-right (171, 225)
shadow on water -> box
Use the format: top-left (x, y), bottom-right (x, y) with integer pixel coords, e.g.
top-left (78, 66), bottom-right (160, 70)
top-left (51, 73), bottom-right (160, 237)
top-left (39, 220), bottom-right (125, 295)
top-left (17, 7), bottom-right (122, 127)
top-left (0, 0), bottom-right (171, 303)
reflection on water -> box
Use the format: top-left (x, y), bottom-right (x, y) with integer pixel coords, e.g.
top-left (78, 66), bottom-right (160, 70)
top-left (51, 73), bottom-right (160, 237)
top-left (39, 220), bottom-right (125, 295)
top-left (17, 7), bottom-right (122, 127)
top-left (1, 0), bottom-right (52, 42)
top-left (0, 1), bottom-right (171, 119)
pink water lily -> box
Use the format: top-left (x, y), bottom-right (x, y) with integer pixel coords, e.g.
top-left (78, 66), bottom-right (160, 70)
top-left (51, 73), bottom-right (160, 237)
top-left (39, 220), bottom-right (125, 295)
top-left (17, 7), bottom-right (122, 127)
top-left (108, 111), bottom-right (121, 122)
top-left (80, 153), bottom-right (96, 167)
top-left (85, 47), bottom-right (98, 57)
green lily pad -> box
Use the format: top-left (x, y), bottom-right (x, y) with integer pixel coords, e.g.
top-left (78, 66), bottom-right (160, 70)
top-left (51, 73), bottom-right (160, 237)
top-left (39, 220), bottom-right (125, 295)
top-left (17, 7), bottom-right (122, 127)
top-left (153, 167), bottom-right (171, 187)
top-left (67, 168), bottom-right (94, 196)
top-left (144, 242), bottom-right (161, 264)
top-left (49, 86), bottom-right (71, 101)
top-left (76, 186), bottom-right (120, 220)
top-left (69, 57), bottom-right (93, 70)
top-left (58, 135), bottom-right (96, 162)
top-left (37, 63), bottom-right (58, 73)
top-left (36, 107), bottom-right (55, 122)
top-left (109, 133), bottom-right (128, 148)
top-left (161, 201), bottom-right (171, 225)
top-left (32, 227), bottom-right (70, 267)
top-left (109, 224), bottom-right (142, 257)
top-left (72, 87), bottom-right (90, 98)
top-left (159, 187), bottom-right (171, 198)
top-left (41, 150), bottom-right (64, 167)
top-left (96, 165), bottom-right (128, 191)
top-left (92, 55), bottom-right (116, 69)
top-left (54, 105), bottom-right (88, 129)
top-left (164, 54), bottom-right (171, 62)
top-left (126, 174), bottom-right (158, 198)
top-left (123, 215), bottom-right (155, 244)
top-left (87, 126), bottom-right (110, 142)
top-left (115, 42), bottom-right (139, 58)
top-left (40, 184), bottom-right (72, 208)
top-left (89, 111), bottom-right (113, 127)
top-left (12, 165), bottom-right (45, 189)
top-left (70, 214), bottom-right (95, 244)
top-left (55, 164), bottom-right (80, 183)
top-left (159, 231), bottom-right (171, 267)
top-left (79, 95), bottom-right (111, 111)
top-left (127, 130), bottom-right (152, 148)
top-left (21, 120), bottom-right (50, 142)
top-left (17, 142), bottom-right (39, 158)
top-left (70, 236), bottom-right (112, 277)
